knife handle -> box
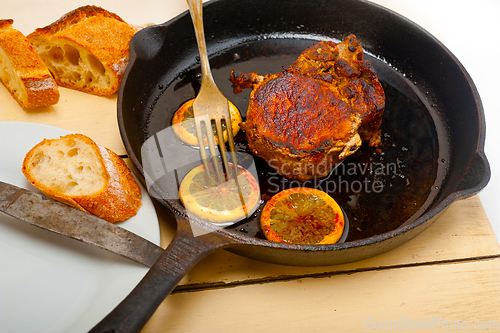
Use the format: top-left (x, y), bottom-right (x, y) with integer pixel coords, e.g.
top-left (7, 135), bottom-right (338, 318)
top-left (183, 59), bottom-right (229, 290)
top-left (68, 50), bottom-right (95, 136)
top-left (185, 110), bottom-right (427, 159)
top-left (89, 222), bottom-right (233, 333)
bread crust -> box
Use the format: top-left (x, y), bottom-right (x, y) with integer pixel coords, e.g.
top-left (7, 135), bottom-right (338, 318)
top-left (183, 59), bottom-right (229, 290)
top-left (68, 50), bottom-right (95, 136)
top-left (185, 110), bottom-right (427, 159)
top-left (0, 19), bottom-right (59, 108)
top-left (22, 134), bottom-right (142, 223)
top-left (27, 6), bottom-right (137, 95)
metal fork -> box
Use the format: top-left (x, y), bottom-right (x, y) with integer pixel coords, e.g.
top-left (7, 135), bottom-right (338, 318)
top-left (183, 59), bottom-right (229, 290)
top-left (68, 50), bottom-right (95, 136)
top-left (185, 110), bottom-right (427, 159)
top-left (187, 0), bottom-right (239, 185)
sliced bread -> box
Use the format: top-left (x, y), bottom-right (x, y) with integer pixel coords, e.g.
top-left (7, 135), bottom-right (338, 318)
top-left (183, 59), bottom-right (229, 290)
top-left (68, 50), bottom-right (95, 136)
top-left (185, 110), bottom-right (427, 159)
top-left (22, 134), bottom-right (142, 222)
top-left (0, 19), bottom-right (59, 108)
top-left (27, 6), bottom-right (137, 96)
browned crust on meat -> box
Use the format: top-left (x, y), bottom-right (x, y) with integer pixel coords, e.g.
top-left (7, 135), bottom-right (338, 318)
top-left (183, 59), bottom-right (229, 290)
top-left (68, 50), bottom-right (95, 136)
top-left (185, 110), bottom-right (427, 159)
top-left (230, 70), bottom-right (262, 94)
top-left (242, 119), bottom-right (361, 180)
top-left (230, 35), bottom-right (384, 181)
top-left (288, 36), bottom-right (385, 145)
top-left (243, 71), bottom-right (359, 153)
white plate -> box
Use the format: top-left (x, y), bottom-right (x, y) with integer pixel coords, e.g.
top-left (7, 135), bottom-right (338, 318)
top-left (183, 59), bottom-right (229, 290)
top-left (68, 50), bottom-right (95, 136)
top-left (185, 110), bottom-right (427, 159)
top-left (0, 122), bottom-right (161, 333)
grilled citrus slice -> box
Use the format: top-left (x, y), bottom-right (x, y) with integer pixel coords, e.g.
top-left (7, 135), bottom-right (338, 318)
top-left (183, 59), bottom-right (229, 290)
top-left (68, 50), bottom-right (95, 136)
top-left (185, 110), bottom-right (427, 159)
top-left (179, 163), bottom-right (260, 224)
top-left (172, 98), bottom-right (242, 146)
top-left (260, 187), bottom-right (344, 245)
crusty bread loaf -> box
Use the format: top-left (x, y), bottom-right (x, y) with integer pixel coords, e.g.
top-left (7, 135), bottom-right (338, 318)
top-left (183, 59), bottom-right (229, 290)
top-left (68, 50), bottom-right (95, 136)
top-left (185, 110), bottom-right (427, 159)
top-left (22, 134), bottom-right (142, 223)
top-left (27, 6), bottom-right (137, 96)
top-left (0, 19), bottom-right (59, 108)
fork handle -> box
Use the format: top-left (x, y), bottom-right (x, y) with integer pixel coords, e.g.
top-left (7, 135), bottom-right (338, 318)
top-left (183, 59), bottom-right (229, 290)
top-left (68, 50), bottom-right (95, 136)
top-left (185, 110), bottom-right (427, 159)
top-left (187, 0), bottom-right (214, 82)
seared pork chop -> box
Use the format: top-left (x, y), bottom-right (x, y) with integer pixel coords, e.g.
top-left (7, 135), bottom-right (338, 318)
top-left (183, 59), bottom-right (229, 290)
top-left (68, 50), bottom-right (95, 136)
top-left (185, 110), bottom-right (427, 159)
top-left (230, 35), bottom-right (385, 181)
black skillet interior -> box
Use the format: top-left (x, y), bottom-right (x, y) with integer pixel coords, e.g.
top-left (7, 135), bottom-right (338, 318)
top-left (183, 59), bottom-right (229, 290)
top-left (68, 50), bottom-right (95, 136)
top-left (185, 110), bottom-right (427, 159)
top-left (118, 0), bottom-right (490, 263)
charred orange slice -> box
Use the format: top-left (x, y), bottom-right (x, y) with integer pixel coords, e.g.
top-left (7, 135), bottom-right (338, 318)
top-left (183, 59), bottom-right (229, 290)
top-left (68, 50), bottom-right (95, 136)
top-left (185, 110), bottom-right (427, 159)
top-left (260, 187), bottom-right (344, 245)
top-left (179, 163), bottom-right (260, 225)
top-left (172, 98), bottom-right (242, 146)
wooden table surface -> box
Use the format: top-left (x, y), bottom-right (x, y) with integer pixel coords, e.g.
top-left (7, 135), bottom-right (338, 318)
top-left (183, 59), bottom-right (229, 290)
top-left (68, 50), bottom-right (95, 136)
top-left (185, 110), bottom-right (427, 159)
top-left (3, 66), bottom-right (500, 333)
top-left (2, 1), bottom-right (500, 332)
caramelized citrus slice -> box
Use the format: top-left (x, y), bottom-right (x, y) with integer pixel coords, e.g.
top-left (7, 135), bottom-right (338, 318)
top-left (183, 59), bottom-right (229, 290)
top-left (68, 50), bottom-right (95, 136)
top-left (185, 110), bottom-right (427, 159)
top-left (172, 98), bottom-right (242, 146)
top-left (260, 187), bottom-right (344, 245)
top-left (179, 163), bottom-right (260, 224)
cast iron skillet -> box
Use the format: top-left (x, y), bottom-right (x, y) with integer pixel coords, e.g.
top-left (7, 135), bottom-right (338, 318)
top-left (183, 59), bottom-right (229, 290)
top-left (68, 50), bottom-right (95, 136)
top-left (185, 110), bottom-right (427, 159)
top-left (92, 0), bottom-right (490, 331)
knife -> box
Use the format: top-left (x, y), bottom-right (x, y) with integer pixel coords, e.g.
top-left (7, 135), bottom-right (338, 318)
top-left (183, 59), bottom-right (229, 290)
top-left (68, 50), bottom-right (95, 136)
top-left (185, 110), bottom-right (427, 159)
top-left (0, 180), bottom-right (164, 267)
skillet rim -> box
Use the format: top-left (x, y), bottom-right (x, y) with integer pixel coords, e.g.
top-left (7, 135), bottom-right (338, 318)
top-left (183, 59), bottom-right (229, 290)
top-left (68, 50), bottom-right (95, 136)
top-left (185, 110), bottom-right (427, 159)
top-left (117, 0), bottom-right (490, 255)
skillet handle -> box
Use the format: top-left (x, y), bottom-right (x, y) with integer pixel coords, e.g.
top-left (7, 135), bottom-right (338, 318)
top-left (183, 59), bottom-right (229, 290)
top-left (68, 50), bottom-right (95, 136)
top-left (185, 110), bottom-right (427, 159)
top-left (89, 219), bottom-right (234, 333)
top-left (456, 151), bottom-right (491, 197)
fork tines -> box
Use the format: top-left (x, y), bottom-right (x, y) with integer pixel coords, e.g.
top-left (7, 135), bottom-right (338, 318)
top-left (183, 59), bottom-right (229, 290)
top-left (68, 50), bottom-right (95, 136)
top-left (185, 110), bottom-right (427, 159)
top-left (193, 104), bottom-right (239, 186)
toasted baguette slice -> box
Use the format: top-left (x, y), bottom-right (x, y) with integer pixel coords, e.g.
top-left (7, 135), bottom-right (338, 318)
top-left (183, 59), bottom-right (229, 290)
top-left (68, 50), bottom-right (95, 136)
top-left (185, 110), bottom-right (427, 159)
top-left (0, 19), bottom-right (59, 108)
top-left (27, 6), bottom-right (137, 96)
top-left (22, 134), bottom-right (142, 223)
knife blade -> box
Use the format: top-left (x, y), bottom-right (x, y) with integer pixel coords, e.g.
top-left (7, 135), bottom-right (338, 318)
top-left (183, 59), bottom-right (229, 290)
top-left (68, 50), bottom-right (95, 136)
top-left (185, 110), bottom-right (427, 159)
top-left (0, 180), bottom-right (164, 267)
